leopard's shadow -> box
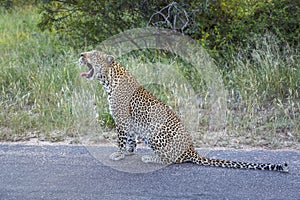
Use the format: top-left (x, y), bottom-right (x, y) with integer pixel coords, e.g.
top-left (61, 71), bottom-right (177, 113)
top-left (85, 145), bottom-right (168, 173)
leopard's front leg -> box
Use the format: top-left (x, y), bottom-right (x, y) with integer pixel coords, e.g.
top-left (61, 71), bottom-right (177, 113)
top-left (109, 120), bottom-right (137, 160)
top-left (109, 124), bottom-right (127, 161)
top-left (126, 131), bottom-right (137, 155)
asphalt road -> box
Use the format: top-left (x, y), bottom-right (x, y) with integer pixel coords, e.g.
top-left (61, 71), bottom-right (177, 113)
top-left (0, 144), bottom-right (299, 200)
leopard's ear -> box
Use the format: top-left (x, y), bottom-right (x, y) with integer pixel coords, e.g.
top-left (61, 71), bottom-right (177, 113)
top-left (107, 55), bottom-right (115, 63)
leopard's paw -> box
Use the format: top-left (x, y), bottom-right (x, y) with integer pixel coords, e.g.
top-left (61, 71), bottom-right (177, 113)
top-left (141, 155), bottom-right (153, 163)
top-left (125, 146), bottom-right (135, 156)
top-left (109, 151), bottom-right (125, 161)
top-left (142, 155), bottom-right (161, 163)
top-left (124, 151), bottom-right (135, 156)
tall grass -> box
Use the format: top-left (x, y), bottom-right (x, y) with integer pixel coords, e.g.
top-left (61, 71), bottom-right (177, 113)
top-left (223, 34), bottom-right (299, 148)
top-left (0, 7), bottom-right (78, 141)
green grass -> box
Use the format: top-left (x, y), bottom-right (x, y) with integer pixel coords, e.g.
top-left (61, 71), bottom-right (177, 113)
top-left (0, 6), bottom-right (299, 149)
top-left (221, 35), bottom-right (300, 149)
top-left (0, 7), bottom-right (79, 141)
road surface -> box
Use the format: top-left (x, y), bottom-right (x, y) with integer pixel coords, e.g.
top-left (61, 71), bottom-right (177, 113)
top-left (0, 144), bottom-right (299, 200)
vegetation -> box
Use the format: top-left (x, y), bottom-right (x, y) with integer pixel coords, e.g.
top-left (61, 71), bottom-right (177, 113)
top-left (37, 0), bottom-right (299, 51)
top-left (0, 6), bottom-right (77, 142)
top-left (0, 1), bottom-right (299, 149)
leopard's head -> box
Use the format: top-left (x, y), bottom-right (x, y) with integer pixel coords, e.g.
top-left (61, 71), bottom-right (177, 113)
top-left (79, 50), bottom-right (114, 81)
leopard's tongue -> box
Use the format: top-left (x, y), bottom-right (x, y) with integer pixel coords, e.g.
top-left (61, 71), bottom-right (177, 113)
top-left (80, 72), bottom-right (88, 77)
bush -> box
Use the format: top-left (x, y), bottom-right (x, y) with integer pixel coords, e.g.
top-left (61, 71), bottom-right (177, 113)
top-left (185, 0), bottom-right (299, 55)
top-left (37, 0), bottom-right (174, 47)
top-left (0, 0), bottom-right (37, 9)
top-left (37, 0), bottom-right (299, 59)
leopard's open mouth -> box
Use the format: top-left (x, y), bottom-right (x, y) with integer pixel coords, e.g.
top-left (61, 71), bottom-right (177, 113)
top-left (80, 63), bottom-right (94, 79)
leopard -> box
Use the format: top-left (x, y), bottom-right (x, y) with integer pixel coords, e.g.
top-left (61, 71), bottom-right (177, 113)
top-left (79, 50), bottom-right (288, 173)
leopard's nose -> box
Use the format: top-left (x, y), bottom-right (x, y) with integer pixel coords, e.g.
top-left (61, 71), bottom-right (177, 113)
top-left (80, 53), bottom-right (84, 57)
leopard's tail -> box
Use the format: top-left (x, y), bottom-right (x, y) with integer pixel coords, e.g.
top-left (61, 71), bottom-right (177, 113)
top-left (186, 149), bottom-right (288, 173)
